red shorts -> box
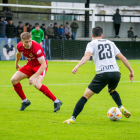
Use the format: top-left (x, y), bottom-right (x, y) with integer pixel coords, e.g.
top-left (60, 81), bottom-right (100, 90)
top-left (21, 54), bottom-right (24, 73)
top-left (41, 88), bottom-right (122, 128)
top-left (19, 64), bottom-right (47, 78)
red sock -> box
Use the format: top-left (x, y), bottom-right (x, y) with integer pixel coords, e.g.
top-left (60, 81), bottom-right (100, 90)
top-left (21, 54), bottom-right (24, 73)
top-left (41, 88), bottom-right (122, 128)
top-left (13, 83), bottom-right (26, 100)
top-left (39, 85), bottom-right (56, 101)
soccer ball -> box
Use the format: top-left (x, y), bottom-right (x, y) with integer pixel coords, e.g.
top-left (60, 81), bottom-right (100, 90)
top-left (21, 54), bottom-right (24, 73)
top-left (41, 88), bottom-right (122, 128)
top-left (107, 107), bottom-right (122, 121)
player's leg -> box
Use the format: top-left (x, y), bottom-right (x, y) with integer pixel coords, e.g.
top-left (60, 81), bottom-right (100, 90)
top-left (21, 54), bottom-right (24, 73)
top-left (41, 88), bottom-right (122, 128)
top-left (11, 71), bottom-right (31, 110)
top-left (63, 74), bottom-right (107, 124)
top-left (72, 88), bottom-right (94, 119)
top-left (108, 72), bottom-right (122, 107)
top-left (32, 74), bottom-right (62, 112)
top-left (108, 72), bottom-right (131, 118)
top-left (63, 88), bottom-right (94, 124)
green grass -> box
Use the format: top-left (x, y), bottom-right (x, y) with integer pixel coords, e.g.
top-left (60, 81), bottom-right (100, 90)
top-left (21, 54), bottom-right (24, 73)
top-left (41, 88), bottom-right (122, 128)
top-left (0, 60), bottom-right (140, 140)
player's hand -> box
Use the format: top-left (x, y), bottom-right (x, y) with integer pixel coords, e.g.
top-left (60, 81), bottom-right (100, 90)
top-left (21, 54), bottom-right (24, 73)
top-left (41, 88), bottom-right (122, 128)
top-left (40, 42), bottom-right (43, 46)
top-left (72, 66), bottom-right (78, 74)
top-left (16, 64), bottom-right (21, 70)
top-left (29, 76), bottom-right (35, 85)
top-left (129, 72), bottom-right (134, 83)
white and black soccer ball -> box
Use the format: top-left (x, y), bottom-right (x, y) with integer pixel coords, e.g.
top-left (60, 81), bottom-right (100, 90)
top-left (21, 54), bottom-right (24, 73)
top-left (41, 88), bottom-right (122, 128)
top-left (107, 107), bottom-right (122, 121)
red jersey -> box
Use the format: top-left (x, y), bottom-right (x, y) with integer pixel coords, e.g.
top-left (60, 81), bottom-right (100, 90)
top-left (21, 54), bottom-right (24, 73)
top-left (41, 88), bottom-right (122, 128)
top-left (17, 41), bottom-right (47, 67)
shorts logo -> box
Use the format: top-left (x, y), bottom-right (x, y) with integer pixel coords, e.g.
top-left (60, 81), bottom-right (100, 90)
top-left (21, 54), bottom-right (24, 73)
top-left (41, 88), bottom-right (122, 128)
top-left (37, 49), bottom-right (41, 55)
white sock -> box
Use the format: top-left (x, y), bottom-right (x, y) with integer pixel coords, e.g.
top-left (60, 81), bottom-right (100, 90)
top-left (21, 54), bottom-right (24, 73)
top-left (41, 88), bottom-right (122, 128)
top-left (54, 99), bottom-right (60, 103)
top-left (22, 98), bottom-right (27, 103)
top-left (71, 116), bottom-right (75, 121)
top-left (119, 105), bottom-right (123, 110)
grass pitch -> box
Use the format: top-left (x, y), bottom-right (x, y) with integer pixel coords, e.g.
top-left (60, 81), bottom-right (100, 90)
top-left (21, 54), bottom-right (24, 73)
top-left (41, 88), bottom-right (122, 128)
top-left (0, 60), bottom-right (140, 140)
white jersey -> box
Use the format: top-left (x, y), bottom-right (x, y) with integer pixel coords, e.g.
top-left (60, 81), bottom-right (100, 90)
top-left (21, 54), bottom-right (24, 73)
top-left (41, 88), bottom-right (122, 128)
top-left (85, 39), bottom-right (120, 74)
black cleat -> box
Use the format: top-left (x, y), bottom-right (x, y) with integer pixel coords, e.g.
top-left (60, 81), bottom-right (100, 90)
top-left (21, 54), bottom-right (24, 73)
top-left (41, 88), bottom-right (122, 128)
top-left (19, 100), bottom-right (31, 111)
top-left (54, 100), bottom-right (62, 112)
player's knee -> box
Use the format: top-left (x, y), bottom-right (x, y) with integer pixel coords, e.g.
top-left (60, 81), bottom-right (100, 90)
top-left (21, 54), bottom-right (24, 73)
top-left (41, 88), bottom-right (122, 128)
top-left (11, 76), bottom-right (17, 84)
top-left (33, 82), bottom-right (37, 88)
top-left (108, 89), bottom-right (115, 94)
top-left (33, 82), bottom-right (41, 89)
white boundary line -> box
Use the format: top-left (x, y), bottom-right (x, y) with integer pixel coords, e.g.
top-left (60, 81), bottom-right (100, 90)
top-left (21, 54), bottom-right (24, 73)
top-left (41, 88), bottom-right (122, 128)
top-left (0, 81), bottom-right (139, 87)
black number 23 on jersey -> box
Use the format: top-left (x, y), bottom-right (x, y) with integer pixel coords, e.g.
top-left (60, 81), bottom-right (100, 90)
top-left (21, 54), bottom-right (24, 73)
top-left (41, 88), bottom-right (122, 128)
top-left (98, 44), bottom-right (113, 60)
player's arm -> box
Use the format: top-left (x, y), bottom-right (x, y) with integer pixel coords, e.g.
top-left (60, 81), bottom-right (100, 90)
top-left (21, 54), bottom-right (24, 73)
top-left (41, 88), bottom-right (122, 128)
top-left (30, 30), bottom-right (34, 38)
top-left (117, 53), bottom-right (134, 83)
top-left (40, 30), bottom-right (44, 46)
top-left (15, 51), bottom-right (22, 70)
top-left (72, 52), bottom-right (91, 74)
top-left (29, 57), bottom-right (47, 85)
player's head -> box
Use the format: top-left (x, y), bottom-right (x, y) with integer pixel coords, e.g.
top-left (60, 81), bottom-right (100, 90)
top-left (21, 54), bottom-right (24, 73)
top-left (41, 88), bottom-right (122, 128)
top-left (21, 32), bottom-right (32, 49)
top-left (35, 24), bottom-right (40, 31)
top-left (92, 26), bottom-right (103, 38)
top-left (35, 23), bottom-right (39, 26)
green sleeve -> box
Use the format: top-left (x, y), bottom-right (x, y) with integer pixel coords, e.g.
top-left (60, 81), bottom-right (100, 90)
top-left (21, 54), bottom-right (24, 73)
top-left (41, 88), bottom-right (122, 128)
top-left (41, 30), bottom-right (44, 40)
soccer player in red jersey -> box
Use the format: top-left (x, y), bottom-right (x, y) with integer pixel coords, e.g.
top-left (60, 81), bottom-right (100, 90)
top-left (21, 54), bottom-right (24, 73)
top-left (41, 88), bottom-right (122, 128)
top-left (11, 32), bottom-right (62, 111)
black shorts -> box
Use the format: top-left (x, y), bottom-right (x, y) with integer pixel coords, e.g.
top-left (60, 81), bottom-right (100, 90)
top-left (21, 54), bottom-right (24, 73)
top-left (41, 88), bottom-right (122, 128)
top-left (88, 72), bottom-right (121, 94)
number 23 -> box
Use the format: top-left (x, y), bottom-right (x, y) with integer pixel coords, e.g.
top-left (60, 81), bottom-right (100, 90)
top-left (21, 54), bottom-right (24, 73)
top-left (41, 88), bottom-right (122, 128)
top-left (98, 44), bottom-right (112, 60)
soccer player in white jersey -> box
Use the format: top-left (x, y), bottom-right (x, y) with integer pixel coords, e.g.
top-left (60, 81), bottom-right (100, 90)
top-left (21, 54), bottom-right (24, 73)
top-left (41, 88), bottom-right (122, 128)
top-left (63, 26), bottom-right (134, 124)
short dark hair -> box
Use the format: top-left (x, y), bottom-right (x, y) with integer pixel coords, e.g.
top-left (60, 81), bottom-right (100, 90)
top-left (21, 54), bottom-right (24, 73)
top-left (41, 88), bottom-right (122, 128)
top-left (130, 27), bottom-right (133, 29)
top-left (42, 23), bottom-right (45, 26)
top-left (35, 23), bottom-right (39, 26)
top-left (66, 22), bottom-right (69, 24)
top-left (92, 26), bottom-right (103, 37)
top-left (25, 22), bottom-right (29, 26)
top-left (54, 22), bottom-right (57, 25)
top-left (73, 18), bottom-right (76, 20)
top-left (19, 21), bottom-right (22, 24)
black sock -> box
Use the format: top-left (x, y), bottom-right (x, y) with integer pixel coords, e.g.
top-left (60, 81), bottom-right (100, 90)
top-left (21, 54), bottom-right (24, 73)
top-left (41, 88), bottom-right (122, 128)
top-left (110, 91), bottom-right (122, 108)
top-left (72, 96), bottom-right (87, 119)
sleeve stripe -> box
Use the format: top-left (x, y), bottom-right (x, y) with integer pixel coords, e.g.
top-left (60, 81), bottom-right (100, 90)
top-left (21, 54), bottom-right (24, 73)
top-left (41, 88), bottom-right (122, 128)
top-left (37, 56), bottom-right (44, 60)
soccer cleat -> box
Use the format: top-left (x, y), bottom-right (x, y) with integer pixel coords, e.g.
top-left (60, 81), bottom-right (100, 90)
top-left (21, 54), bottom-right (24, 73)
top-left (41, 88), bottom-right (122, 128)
top-left (120, 107), bottom-right (131, 118)
top-left (63, 119), bottom-right (75, 124)
top-left (19, 100), bottom-right (31, 111)
top-left (54, 100), bottom-right (62, 112)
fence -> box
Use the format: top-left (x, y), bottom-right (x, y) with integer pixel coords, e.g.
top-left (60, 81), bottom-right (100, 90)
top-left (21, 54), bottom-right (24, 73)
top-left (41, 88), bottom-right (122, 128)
top-left (0, 38), bottom-right (140, 60)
